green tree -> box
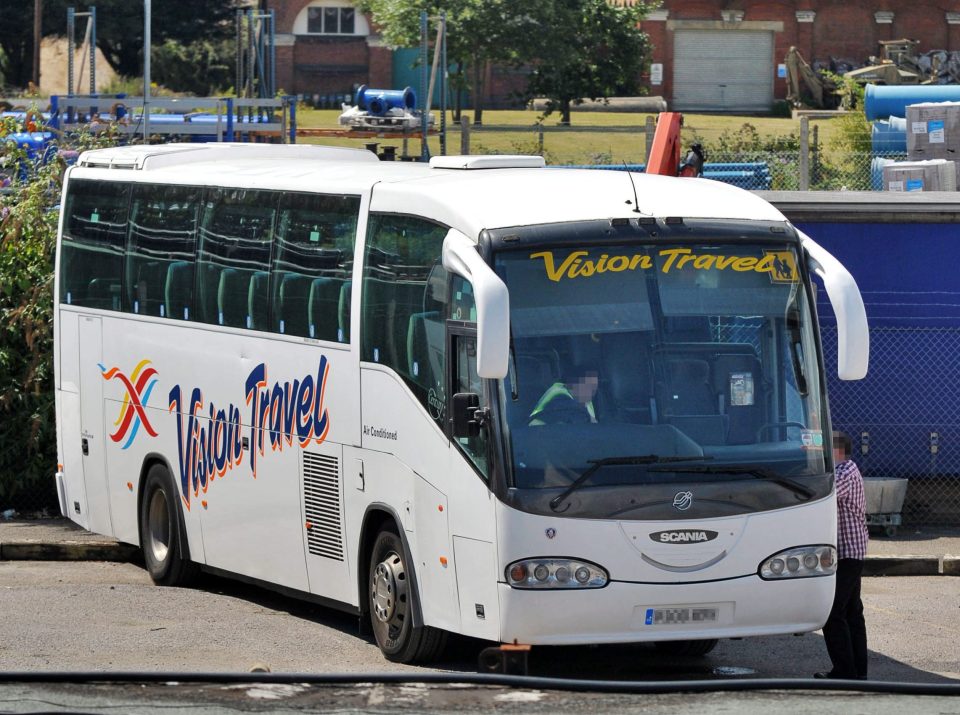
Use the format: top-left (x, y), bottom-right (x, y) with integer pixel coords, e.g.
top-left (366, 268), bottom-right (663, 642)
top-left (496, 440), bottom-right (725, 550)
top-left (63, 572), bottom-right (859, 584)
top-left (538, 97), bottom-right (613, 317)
top-left (526, 0), bottom-right (653, 125)
top-left (152, 38), bottom-right (234, 96)
top-left (355, 0), bottom-right (540, 124)
top-left (0, 0), bottom-right (236, 89)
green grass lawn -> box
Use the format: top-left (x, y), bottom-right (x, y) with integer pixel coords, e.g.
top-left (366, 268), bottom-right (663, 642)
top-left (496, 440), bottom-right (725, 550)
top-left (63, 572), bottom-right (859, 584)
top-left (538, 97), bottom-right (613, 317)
top-left (295, 107), bottom-right (845, 165)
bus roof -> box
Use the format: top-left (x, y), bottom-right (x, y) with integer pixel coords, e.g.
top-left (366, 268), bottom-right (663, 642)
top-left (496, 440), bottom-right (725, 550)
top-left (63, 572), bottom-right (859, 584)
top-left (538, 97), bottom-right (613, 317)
top-left (71, 143), bottom-right (787, 239)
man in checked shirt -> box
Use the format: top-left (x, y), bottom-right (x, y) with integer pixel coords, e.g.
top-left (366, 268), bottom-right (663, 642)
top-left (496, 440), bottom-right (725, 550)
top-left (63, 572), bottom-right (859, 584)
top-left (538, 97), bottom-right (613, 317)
top-left (815, 430), bottom-right (869, 680)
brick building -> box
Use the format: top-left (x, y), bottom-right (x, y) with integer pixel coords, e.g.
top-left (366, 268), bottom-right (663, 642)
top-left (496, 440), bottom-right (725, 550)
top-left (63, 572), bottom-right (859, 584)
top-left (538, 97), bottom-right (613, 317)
top-left (270, 0), bottom-right (960, 112)
top-left (269, 0), bottom-right (391, 101)
top-left (641, 1), bottom-right (960, 111)
top-left (268, 0), bottom-right (526, 108)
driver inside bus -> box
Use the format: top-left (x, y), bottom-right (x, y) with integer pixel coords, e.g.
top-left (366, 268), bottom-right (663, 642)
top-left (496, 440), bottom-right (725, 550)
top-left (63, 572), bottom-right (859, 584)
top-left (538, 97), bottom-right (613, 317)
top-left (528, 363), bottom-right (599, 426)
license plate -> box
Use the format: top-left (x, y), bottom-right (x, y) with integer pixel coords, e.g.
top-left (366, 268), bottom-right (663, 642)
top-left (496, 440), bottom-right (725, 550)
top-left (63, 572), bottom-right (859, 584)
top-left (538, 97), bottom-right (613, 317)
top-left (644, 606), bottom-right (718, 626)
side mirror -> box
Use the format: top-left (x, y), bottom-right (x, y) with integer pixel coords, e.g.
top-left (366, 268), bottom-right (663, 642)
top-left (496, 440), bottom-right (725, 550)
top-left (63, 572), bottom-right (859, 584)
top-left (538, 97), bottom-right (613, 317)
top-left (451, 392), bottom-right (486, 438)
top-left (442, 230), bottom-right (510, 379)
top-left (800, 232), bottom-right (869, 380)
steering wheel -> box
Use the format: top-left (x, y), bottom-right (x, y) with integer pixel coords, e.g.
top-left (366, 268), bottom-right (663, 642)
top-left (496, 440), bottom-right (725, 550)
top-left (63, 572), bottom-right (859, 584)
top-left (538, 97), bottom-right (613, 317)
top-left (755, 422), bottom-right (806, 441)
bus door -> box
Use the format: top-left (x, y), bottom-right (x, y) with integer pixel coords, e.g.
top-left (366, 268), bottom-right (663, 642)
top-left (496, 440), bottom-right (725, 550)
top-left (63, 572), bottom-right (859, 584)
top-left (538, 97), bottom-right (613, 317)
top-left (78, 315), bottom-right (114, 536)
top-left (446, 326), bottom-right (500, 641)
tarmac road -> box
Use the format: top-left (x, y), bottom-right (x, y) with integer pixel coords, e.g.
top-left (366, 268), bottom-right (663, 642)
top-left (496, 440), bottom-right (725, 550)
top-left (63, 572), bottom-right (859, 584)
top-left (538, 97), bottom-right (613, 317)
top-left (1, 560), bottom-right (958, 713)
top-left (0, 560), bottom-right (957, 682)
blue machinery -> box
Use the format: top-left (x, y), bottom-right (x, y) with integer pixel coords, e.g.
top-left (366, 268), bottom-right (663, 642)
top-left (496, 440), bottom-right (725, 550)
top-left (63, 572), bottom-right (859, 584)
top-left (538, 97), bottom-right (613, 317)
top-left (354, 86), bottom-right (417, 116)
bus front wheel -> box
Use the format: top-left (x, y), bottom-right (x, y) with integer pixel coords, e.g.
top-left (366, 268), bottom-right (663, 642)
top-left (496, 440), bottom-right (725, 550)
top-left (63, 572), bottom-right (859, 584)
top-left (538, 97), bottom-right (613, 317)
top-left (139, 464), bottom-right (198, 587)
top-left (368, 525), bottom-right (447, 663)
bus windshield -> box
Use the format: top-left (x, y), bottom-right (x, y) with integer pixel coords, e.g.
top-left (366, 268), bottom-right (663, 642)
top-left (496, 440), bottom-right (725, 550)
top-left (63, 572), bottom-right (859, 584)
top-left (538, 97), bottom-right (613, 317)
top-left (495, 237), bottom-right (831, 520)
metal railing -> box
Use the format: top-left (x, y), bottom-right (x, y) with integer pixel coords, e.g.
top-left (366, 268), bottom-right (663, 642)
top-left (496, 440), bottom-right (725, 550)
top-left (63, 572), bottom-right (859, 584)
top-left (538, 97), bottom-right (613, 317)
top-left (2, 95), bottom-right (297, 143)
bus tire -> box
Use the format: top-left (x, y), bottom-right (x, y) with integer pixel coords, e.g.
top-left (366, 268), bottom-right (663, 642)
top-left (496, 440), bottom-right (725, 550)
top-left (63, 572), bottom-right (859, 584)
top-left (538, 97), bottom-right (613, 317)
top-left (654, 638), bottom-right (719, 657)
top-left (139, 464), bottom-right (198, 587)
top-left (368, 524), bottom-right (447, 663)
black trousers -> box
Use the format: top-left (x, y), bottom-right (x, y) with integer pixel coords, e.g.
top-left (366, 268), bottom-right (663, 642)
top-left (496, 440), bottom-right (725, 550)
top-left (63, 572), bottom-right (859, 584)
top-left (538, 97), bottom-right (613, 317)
top-left (822, 558), bottom-right (868, 678)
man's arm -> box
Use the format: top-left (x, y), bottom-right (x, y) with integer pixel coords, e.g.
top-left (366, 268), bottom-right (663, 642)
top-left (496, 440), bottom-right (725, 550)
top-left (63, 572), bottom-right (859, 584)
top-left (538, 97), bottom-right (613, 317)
top-left (835, 460), bottom-right (856, 500)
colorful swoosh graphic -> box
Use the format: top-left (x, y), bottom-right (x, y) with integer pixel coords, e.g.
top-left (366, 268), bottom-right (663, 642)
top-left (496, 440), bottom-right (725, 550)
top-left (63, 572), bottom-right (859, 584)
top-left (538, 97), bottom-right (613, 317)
top-left (100, 359), bottom-right (159, 449)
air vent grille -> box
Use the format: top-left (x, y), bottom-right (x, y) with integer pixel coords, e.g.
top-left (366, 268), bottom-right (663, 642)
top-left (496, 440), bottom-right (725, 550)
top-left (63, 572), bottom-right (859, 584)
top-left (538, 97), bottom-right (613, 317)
top-left (303, 452), bottom-right (344, 561)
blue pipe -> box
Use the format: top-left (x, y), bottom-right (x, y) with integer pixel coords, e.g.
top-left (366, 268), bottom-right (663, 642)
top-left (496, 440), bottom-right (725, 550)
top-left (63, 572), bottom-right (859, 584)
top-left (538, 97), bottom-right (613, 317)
top-left (871, 117), bottom-right (907, 152)
top-left (355, 85), bottom-right (417, 116)
top-left (865, 84), bottom-right (960, 121)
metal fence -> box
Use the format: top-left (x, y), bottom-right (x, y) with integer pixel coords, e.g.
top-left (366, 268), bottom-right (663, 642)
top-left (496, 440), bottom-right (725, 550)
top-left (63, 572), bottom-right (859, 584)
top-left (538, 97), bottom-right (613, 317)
top-left (450, 122), bottom-right (906, 192)
top-left (824, 326), bottom-right (960, 527)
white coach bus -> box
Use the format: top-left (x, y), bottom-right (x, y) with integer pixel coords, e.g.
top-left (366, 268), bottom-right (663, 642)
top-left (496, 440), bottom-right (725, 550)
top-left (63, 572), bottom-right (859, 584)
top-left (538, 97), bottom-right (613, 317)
top-left (54, 144), bottom-right (868, 663)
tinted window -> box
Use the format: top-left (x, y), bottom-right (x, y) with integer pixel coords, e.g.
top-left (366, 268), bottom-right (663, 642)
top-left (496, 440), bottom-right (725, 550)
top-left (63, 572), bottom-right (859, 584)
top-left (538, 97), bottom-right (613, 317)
top-left (126, 183), bottom-right (200, 319)
top-left (362, 214), bottom-right (449, 424)
top-left (197, 188), bottom-right (277, 330)
top-left (271, 193), bottom-right (359, 341)
top-left (60, 179), bottom-right (129, 310)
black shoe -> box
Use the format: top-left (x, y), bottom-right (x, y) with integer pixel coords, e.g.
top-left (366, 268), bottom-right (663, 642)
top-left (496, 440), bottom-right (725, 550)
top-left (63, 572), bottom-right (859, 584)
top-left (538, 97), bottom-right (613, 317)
top-left (813, 671), bottom-right (833, 679)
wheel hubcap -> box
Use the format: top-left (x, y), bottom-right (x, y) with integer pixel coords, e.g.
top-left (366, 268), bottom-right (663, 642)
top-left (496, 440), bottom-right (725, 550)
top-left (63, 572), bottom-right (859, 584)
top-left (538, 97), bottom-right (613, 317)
top-left (147, 489), bottom-right (170, 564)
top-left (371, 553), bottom-right (405, 624)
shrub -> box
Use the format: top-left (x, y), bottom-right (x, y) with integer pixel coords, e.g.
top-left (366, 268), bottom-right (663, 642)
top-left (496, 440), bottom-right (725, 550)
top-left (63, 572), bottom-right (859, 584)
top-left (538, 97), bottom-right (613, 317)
top-left (0, 125), bottom-right (120, 510)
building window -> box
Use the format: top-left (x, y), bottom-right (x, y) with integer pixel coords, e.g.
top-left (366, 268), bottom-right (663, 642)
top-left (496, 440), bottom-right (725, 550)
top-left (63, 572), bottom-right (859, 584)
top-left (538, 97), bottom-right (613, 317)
top-left (307, 6), bottom-right (356, 34)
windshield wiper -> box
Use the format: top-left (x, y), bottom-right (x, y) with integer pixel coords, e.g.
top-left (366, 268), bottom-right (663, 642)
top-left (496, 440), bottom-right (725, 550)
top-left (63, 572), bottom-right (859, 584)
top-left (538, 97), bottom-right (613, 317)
top-left (646, 464), bottom-right (815, 499)
top-left (549, 454), bottom-right (713, 512)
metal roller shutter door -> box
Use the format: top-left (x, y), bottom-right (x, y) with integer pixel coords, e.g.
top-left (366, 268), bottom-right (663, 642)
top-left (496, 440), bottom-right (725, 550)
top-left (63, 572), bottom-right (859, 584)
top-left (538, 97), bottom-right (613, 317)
top-left (673, 30), bottom-right (774, 112)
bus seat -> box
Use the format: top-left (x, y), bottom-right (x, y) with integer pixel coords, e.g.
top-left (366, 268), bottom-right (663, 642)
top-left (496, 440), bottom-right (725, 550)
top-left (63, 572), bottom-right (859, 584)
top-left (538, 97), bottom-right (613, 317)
top-left (659, 358), bottom-right (727, 445)
top-left (217, 268), bottom-right (251, 328)
top-left (601, 332), bottom-right (654, 424)
top-left (337, 280), bottom-right (352, 343)
top-left (308, 277), bottom-right (343, 341)
top-left (406, 311), bottom-right (443, 390)
top-left (134, 261), bottom-right (165, 315)
top-left (391, 280), bottom-right (426, 366)
top-left (606, 366), bottom-right (655, 424)
top-left (248, 271), bottom-right (270, 331)
top-left (164, 261), bottom-right (193, 321)
top-left (87, 277), bottom-right (119, 311)
top-left (660, 359), bottom-right (716, 415)
top-left (197, 263), bottom-right (223, 324)
top-left (277, 273), bottom-right (311, 336)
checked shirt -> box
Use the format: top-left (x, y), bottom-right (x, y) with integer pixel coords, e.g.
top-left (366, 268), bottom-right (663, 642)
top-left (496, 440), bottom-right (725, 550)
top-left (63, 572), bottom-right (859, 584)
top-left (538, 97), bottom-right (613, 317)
top-left (835, 459), bottom-right (869, 560)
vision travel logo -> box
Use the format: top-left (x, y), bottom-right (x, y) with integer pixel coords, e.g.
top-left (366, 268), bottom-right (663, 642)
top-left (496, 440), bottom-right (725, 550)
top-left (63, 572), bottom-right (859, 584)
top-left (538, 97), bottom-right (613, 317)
top-left (100, 359), bottom-right (159, 449)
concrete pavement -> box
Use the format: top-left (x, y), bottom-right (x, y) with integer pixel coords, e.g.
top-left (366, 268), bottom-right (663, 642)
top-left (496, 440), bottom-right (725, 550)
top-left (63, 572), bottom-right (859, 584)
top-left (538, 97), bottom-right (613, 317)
top-left (0, 517), bottom-right (957, 575)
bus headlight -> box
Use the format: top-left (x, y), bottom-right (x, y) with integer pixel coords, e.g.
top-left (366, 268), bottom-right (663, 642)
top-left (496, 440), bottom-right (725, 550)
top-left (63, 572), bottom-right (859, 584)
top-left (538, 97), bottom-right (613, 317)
top-left (759, 545), bottom-right (836, 580)
top-left (506, 558), bottom-right (608, 589)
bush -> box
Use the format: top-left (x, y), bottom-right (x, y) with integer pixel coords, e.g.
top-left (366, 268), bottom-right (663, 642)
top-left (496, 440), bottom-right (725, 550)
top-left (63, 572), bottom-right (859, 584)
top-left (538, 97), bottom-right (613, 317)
top-left (0, 151), bottom-right (61, 510)
top-left (0, 125), bottom-right (120, 510)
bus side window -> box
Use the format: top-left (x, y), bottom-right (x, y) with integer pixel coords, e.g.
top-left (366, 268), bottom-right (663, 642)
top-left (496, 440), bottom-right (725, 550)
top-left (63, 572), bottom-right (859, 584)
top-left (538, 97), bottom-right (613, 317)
top-left (60, 179), bottom-right (129, 311)
top-left (197, 188), bottom-right (277, 330)
top-left (450, 276), bottom-right (476, 322)
top-left (125, 183), bottom-right (200, 319)
top-left (362, 214), bottom-right (449, 426)
top-left (271, 193), bottom-right (359, 340)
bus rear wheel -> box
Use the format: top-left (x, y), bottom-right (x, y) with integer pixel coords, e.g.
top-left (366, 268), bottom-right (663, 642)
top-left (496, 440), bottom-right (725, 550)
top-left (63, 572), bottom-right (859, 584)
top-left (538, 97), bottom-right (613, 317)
top-left (368, 525), bottom-right (447, 663)
top-left (654, 639), bottom-right (719, 657)
top-left (139, 464), bottom-right (198, 587)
